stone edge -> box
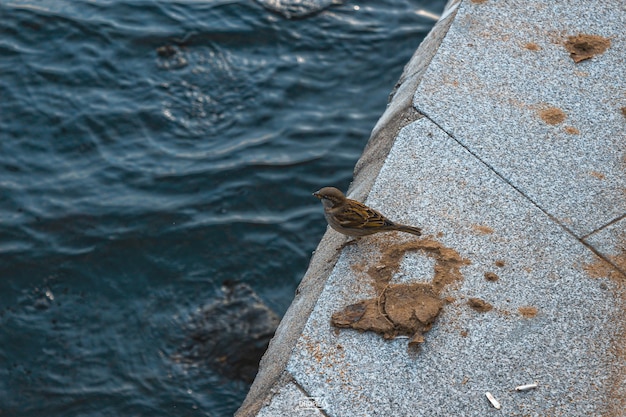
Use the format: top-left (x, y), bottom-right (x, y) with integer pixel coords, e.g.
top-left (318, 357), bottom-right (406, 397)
top-left (234, 1), bottom-right (462, 416)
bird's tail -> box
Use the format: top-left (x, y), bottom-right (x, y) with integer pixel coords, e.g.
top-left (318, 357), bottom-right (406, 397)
top-left (396, 224), bottom-right (422, 236)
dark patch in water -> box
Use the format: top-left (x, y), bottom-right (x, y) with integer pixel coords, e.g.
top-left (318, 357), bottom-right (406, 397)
top-left (175, 282), bottom-right (279, 383)
top-left (0, 0), bottom-right (445, 414)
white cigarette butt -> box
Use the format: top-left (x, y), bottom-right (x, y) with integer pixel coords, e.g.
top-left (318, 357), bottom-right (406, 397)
top-left (485, 392), bottom-right (501, 409)
top-left (515, 383), bottom-right (538, 391)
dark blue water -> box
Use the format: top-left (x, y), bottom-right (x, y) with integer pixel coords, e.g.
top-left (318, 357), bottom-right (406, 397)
top-left (0, 0), bottom-right (444, 415)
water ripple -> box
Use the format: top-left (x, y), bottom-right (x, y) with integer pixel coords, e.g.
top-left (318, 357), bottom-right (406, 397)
top-left (0, 0), bottom-right (445, 415)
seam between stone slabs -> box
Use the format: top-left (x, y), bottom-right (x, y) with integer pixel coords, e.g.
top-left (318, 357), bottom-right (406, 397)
top-left (581, 213), bottom-right (626, 276)
top-left (418, 111), bottom-right (625, 275)
top-left (580, 212), bottom-right (626, 241)
top-left (581, 239), bottom-right (626, 277)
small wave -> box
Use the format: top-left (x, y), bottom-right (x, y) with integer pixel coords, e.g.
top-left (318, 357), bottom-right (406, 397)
top-left (256, 0), bottom-right (343, 19)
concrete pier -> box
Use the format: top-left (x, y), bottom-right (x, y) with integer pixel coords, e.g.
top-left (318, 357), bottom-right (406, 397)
top-left (237, 0), bottom-right (626, 415)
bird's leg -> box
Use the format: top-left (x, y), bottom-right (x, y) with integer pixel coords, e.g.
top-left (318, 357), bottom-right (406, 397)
top-left (376, 283), bottom-right (394, 327)
top-left (337, 237), bottom-right (361, 251)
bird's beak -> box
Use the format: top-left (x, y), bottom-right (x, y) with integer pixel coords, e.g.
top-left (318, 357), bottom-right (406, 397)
top-left (313, 191), bottom-right (322, 199)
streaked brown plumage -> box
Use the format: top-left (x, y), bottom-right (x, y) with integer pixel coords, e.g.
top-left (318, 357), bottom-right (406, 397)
top-left (313, 187), bottom-right (422, 237)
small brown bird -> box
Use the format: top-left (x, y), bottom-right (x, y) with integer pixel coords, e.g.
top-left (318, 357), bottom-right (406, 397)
top-left (313, 187), bottom-right (422, 237)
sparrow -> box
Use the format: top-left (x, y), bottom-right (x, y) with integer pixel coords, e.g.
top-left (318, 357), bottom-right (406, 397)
top-left (313, 187), bottom-right (422, 238)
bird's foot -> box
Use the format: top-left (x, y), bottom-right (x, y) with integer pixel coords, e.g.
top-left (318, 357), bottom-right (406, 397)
top-left (337, 237), bottom-right (360, 251)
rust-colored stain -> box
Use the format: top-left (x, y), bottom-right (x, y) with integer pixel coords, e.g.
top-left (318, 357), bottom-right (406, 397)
top-left (467, 297), bottom-right (493, 312)
top-left (524, 42), bottom-right (541, 51)
top-left (564, 126), bottom-right (580, 135)
top-left (484, 271), bottom-right (499, 282)
top-left (539, 107), bottom-right (566, 125)
top-left (518, 306), bottom-right (538, 318)
top-left (583, 253), bottom-right (625, 282)
top-left (564, 34), bottom-right (611, 63)
top-left (472, 224), bottom-right (494, 235)
top-left (589, 171), bottom-right (606, 180)
top-left (331, 238), bottom-right (470, 348)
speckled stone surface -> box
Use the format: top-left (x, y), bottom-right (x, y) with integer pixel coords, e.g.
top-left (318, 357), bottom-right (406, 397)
top-left (413, 0), bottom-right (626, 237)
top-left (285, 118), bottom-right (625, 416)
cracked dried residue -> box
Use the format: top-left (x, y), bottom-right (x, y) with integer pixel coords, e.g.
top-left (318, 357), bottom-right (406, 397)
top-left (539, 107), bottom-right (566, 125)
top-left (331, 238), bottom-right (470, 348)
top-left (564, 34), bottom-right (611, 63)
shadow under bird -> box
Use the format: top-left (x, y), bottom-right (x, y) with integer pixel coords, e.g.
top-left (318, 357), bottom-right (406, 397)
top-left (313, 187), bottom-right (422, 238)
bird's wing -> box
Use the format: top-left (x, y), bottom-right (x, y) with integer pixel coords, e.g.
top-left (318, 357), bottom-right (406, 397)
top-left (336, 200), bottom-right (394, 230)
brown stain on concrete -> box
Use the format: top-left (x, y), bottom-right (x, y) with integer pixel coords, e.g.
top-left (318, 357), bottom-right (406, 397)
top-left (524, 42), bottom-right (541, 51)
top-left (484, 271), bottom-right (499, 282)
top-left (518, 306), bottom-right (538, 318)
top-left (589, 171), bottom-right (606, 180)
top-left (539, 107), bottom-right (566, 125)
top-left (331, 238), bottom-right (470, 348)
top-left (472, 224), bottom-right (494, 234)
top-left (564, 34), bottom-right (611, 63)
top-left (467, 297), bottom-right (493, 312)
top-left (584, 254), bottom-right (625, 283)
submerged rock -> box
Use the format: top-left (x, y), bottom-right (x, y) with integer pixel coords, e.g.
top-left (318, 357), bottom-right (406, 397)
top-left (175, 282), bottom-right (279, 382)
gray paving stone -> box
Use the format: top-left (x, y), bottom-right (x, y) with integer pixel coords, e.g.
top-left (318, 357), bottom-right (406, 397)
top-left (413, 0), bottom-right (626, 237)
top-left (286, 118), bottom-right (625, 416)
